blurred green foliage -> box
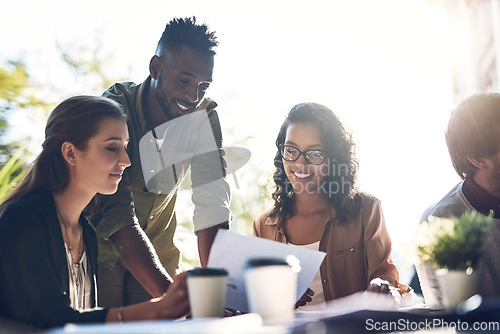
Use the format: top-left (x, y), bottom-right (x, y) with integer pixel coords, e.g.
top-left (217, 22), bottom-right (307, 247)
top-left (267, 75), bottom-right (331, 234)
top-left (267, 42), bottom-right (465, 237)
top-left (0, 62), bottom-right (42, 199)
top-left (415, 211), bottom-right (492, 271)
top-left (0, 62), bottom-right (47, 110)
top-left (57, 42), bottom-right (126, 94)
top-left (0, 142), bottom-right (29, 202)
top-left (176, 160), bottom-right (271, 268)
top-left (0, 43), bottom-right (125, 201)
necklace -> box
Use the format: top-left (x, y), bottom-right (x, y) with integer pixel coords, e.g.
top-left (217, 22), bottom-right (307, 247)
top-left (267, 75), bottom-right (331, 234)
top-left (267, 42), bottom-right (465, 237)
top-left (55, 203), bottom-right (83, 261)
top-left (55, 203), bottom-right (83, 289)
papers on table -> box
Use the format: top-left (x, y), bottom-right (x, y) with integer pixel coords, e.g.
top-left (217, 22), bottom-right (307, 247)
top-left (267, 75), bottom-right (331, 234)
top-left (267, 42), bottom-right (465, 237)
top-left (295, 291), bottom-right (400, 320)
top-left (207, 230), bottom-right (326, 313)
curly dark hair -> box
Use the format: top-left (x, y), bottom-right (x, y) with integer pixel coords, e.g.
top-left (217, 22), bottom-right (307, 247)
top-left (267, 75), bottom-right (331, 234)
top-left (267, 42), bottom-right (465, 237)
top-left (446, 93), bottom-right (500, 180)
top-left (156, 16), bottom-right (218, 55)
top-left (269, 102), bottom-right (363, 225)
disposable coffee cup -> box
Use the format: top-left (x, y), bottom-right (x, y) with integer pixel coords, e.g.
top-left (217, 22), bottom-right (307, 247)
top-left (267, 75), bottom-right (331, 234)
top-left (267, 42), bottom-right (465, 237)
top-left (244, 256), bottom-right (300, 323)
top-left (187, 267), bottom-right (228, 318)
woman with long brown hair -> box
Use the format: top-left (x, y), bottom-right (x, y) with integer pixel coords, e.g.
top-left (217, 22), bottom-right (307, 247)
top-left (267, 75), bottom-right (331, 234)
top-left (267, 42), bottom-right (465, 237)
top-left (0, 96), bottom-right (189, 329)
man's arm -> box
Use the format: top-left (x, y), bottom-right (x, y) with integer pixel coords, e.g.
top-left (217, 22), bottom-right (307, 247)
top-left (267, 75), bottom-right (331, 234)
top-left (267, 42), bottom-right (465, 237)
top-left (99, 83), bottom-right (173, 297)
top-left (191, 108), bottom-right (232, 266)
top-left (94, 169), bottom-right (172, 298)
top-left (109, 224), bottom-right (172, 297)
top-left (197, 223), bottom-right (228, 267)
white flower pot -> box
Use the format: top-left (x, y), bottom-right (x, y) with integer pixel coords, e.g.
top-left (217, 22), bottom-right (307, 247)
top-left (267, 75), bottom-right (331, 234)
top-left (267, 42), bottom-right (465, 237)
top-left (435, 268), bottom-right (479, 309)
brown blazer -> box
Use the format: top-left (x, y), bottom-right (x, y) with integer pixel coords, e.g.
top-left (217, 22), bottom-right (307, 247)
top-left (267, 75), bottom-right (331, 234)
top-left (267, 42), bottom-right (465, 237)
top-left (253, 196), bottom-right (411, 301)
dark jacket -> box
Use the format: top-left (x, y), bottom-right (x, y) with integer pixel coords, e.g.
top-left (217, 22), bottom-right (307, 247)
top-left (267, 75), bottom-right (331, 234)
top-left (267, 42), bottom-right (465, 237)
top-left (0, 190), bottom-right (108, 329)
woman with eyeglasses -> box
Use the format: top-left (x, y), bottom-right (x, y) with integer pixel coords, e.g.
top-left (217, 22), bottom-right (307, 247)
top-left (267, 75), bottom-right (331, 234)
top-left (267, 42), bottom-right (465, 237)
top-left (253, 102), bottom-right (412, 310)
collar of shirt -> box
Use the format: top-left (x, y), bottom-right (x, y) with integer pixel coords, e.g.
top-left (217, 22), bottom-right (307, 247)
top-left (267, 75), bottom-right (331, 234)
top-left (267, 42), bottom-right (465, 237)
top-left (463, 177), bottom-right (500, 218)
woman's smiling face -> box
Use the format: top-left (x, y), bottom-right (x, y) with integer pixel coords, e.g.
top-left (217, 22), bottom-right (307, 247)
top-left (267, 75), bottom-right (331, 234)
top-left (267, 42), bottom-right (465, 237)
top-left (282, 122), bottom-right (327, 195)
top-left (72, 117), bottom-right (131, 195)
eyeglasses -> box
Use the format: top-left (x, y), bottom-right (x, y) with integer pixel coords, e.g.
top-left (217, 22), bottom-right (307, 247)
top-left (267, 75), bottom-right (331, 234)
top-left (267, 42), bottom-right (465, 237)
top-left (280, 145), bottom-right (325, 165)
top-left (195, 81), bottom-right (211, 103)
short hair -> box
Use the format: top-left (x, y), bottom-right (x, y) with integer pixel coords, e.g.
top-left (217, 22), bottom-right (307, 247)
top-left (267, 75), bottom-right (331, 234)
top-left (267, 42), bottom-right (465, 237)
top-left (446, 93), bottom-right (500, 179)
top-left (156, 17), bottom-right (218, 55)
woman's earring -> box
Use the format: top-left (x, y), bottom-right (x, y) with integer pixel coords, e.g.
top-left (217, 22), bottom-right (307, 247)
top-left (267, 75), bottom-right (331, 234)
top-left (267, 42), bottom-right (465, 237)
top-left (287, 191), bottom-right (295, 198)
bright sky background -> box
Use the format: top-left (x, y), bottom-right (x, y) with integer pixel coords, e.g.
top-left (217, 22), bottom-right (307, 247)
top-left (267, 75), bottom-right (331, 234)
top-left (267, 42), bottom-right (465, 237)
top-left (0, 0), bottom-right (465, 278)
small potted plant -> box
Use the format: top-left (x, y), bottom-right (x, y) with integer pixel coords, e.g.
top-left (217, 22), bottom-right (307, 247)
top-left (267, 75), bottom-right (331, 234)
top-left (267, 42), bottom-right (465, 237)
top-left (413, 211), bottom-right (492, 309)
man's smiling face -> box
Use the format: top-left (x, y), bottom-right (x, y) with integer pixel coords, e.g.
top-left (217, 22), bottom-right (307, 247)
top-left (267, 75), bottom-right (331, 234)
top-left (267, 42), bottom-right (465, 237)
top-left (152, 45), bottom-right (214, 121)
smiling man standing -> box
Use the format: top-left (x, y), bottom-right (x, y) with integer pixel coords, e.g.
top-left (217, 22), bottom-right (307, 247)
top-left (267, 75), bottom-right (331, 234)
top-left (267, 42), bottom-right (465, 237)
top-left (92, 17), bottom-right (232, 307)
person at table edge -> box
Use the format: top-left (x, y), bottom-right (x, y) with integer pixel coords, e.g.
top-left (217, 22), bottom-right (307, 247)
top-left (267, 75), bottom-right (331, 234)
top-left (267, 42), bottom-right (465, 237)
top-left (253, 102), bottom-right (412, 308)
top-left (92, 17), bottom-right (232, 307)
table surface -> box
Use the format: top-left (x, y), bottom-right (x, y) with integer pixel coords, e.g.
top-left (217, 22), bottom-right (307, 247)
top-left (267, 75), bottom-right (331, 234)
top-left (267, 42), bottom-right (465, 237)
top-left (46, 313), bottom-right (289, 334)
top-left (3, 295), bottom-right (498, 334)
top-left (40, 300), bottom-right (500, 334)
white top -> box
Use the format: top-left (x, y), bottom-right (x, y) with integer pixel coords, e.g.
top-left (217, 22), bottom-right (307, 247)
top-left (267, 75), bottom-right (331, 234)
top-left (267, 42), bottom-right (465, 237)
top-left (64, 243), bottom-right (92, 310)
top-left (138, 109), bottom-right (231, 231)
top-left (289, 240), bottom-right (326, 310)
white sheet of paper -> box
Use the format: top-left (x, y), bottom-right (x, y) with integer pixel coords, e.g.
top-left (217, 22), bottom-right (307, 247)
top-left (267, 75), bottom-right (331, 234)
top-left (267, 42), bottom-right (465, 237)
top-left (207, 230), bottom-right (326, 313)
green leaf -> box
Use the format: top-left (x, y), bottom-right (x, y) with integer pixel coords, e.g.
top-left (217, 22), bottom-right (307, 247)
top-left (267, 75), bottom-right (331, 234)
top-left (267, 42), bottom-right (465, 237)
top-left (414, 211), bottom-right (492, 271)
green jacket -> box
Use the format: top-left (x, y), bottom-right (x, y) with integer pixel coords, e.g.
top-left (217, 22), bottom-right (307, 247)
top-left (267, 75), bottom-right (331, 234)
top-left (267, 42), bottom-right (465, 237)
top-left (93, 77), bottom-right (231, 276)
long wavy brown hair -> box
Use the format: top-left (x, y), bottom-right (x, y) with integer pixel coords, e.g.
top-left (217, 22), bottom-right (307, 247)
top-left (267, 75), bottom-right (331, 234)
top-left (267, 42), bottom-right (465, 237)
top-left (268, 102), bottom-right (363, 225)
